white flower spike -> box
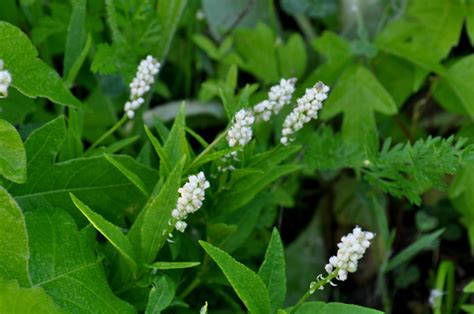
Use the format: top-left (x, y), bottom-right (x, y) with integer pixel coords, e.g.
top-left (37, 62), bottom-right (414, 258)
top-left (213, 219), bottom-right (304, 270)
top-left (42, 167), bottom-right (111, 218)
top-left (171, 172), bottom-right (210, 233)
top-left (0, 59), bottom-right (12, 98)
top-left (226, 109), bottom-right (256, 148)
top-left (124, 55), bottom-right (160, 119)
top-left (281, 81), bottom-right (329, 145)
top-left (253, 78), bottom-right (297, 121)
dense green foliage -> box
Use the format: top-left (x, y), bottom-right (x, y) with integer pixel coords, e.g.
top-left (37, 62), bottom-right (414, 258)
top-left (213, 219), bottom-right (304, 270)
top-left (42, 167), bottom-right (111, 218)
top-left (1, 0), bottom-right (474, 313)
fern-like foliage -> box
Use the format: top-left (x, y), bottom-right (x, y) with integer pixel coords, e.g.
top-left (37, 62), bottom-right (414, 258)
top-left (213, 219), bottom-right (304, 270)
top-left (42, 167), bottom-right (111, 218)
top-left (363, 136), bottom-right (474, 205)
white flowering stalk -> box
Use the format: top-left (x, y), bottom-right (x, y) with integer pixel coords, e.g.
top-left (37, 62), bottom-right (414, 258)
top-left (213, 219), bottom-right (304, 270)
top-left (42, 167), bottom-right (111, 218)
top-left (171, 172), bottom-right (210, 233)
top-left (124, 55), bottom-right (161, 119)
top-left (280, 81), bottom-right (329, 145)
top-left (253, 78), bottom-right (297, 121)
top-left (226, 109), bottom-right (256, 148)
top-left (0, 59), bottom-right (12, 98)
top-left (291, 226), bottom-right (374, 313)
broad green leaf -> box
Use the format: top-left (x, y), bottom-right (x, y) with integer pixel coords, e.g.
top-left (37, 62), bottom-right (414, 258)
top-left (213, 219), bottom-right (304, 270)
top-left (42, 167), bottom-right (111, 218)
top-left (0, 21), bottom-right (81, 107)
top-left (70, 193), bottom-right (138, 274)
top-left (384, 229), bottom-right (444, 272)
top-left (277, 33), bottom-right (307, 79)
top-left (234, 23), bottom-right (279, 83)
top-left (200, 241), bottom-right (271, 314)
top-left (0, 119), bottom-right (26, 183)
top-left (0, 88), bottom-right (36, 125)
top-left (467, 0), bottom-right (474, 46)
top-left (258, 228), bottom-right (286, 313)
top-left (128, 158), bottom-right (185, 264)
top-left (162, 103), bottom-right (190, 175)
top-left (155, 0), bottom-right (188, 60)
top-left (105, 154), bottom-right (150, 197)
top-left (0, 278), bottom-right (62, 313)
top-left (0, 187), bottom-right (30, 287)
top-left (145, 275), bottom-right (176, 314)
top-left (375, 0), bottom-right (463, 73)
top-left (63, 0), bottom-right (87, 81)
top-left (25, 208), bottom-right (135, 313)
top-left (147, 261), bottom-right (200, 270)
top-left (10, 154), bottom-right (158, 226)
top-left (295, 302), bottom-right (383, 314)
top-left (321, 64), bottom-right (397, 158)
top-left (444, 55), bottom-right (474, 117)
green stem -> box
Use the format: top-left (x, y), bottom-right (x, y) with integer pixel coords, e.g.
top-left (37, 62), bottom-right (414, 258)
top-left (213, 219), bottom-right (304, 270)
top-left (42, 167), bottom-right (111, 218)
top-left (87, 115), bottom-right (128, 152)
top-left (185, 129), bottom-right (227, 172)
top-left (290, 271), bottom-right (338, 314)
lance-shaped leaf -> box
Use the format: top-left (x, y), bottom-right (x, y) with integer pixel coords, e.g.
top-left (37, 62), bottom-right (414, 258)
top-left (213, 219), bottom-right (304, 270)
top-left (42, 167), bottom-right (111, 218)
top-left (321, 64), bottom-right (397, 158)
top-left (0, 187), bottom-right (30, 287)
top-left (294, 302), bottom-right (383, 314)
top-left (70, 193), bottom-right (138, 274)
top-left (259, 228), bottom-right (286, 313)
top-left (145, 275), bottom-right (176, 314)
top-left (0, 119), bottom-right (26, 183)
top-left (0, 278), bottom-right (61, 313)
top-left (155, 0), bottom-right (188, 60)
top-left (25, 208), bottom-right (135, 313)
top-left (200, 241), bottom-right (271, 314)
top-left (147, 261), bottom-right (200, 270)
top-left (0, 21), bottom-right (81, 107)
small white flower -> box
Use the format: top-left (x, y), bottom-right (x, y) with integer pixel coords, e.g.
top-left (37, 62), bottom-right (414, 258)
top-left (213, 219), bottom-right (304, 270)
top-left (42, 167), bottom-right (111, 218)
top-left (253, 78), bottom-right (297, 121)
top-left (280, 81), bottom-right (329, 145)
top-left (429, 289), bottom-right (443, 308)
top-left (226, 109), bottom-right (255, 148)
top-left (0, 59), bottom-right (12, 98)
top-left (171, 172), bottom-right (210, 233)
top-left (123, 55), bottom-right (161, 119)
top-left (324, 226), bottom-right (375, 282)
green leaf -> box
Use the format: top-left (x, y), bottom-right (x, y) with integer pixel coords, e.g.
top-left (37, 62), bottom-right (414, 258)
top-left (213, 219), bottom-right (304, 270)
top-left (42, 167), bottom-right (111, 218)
top-left (321, 64), bottom-right (397, 158)
top-left (70, 193), bottom-right (138, 274)
top-left (0, 187), bottom-right (30, 287)
top-left (128, 158), bottom-right (185, 264)
top-left (0, 119), bottom-right (26, 183)
top-left (295, 302), bottom-right (383, 314)
top-left (467, 0), bottom-right (474, 46)
top-left (200, 241), bottom-right (271, 314)
top-left (105, 154), bottom-right (150, 197)
top-left (63, 0), bottom-right (87, 81)
top-left (147, 261), bottom-right (200, 270)
top-left (443, 55), bottom-right (474, 117)
top-left (145, 275), bottom-right (176, 314)
top-left (25, 208), bottom-right (135, 313)
top-left (277, 33), bottom-right (307, 79)
top-left (0, 278), bottom-right (62, 313)
top-left (162, 103), bottom-right (190, 175)
top-left (0, 21), bottom-right (81, 107)
top-left (384, 229), bottom-right (444, 272)
top-left (10, 154), bottom-right (158, 226)
top-left (464, 280), bottom-right (474, 293)
top-left (375, 0), bottom-right (463, 73)
top-left (155, 0), bottom-right (188, 60)
top-left (258, 228), bottom-right (286, 313)
top-left (145, 125), bottom-right (171, 177)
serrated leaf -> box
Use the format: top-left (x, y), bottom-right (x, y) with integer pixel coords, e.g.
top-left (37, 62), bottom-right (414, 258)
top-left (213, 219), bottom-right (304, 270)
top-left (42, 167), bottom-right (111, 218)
top-left (0, 187), bottom-right (30, 287)
top-left (295, 302), bottom-right (383, 314)
top-left (0, 21), bottom-right (81, 107)
top-left (145, 275), bottom-right (176, 314)
top-left (258, 228), bottom-right (286, 313)
top-left (147, 261), bottom-right (200, 270)
top-left (0, 119), bottom-right (26, 183)
top-left (384, 229), bottom-right (444, 272)
top-left (25, 208), bottom-right (135, 313)
top-left (321, 64), bottom-right (397, 157)
top-left (0, 278), bottom-right (62, 313)
top-left (70, 193), bottom-right (138, 274)
top-left (200, 241), bottom-right (271, 314)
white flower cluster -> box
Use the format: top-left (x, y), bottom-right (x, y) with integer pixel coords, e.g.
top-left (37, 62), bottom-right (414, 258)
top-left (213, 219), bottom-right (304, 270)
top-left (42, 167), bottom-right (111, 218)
top-left (124, 55), bottom-right (161, 119)
top-left (280, 81), bottom-right (329, 145)
top-left (171, 172), bottom-right (210, 232)
top-left (0, 59), bottom-right (12, 98)
top-left (324, 226), bottom-right (375, 281)
top-left (253, 78), bottom-right (296, 121)
top-left (226, 109), bottom-right (256, 148)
